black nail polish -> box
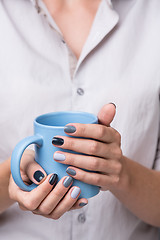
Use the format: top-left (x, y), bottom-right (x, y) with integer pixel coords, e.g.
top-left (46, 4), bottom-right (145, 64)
top-left (66, 168), bottom-right (76, 176)
top-left (49, 174), bottom-right (58, 185)
top-left (109, 102), bottom-right (116, 109)
top-left (52, 137), bottom-right (64, 146)
top-left (79, 202), bottom-right (88, 207)
top-left (33, 170), bottom-right (45, 182)
top-left (64, 125), bottom-right (76, 133)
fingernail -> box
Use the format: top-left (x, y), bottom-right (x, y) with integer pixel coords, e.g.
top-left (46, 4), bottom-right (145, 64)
top-left (79, 202), bottom-right (88, 207)
top-left (63, 176), bottom-right (73, 188)
top-left (109, 102), bottom-right (116, 109)
top-left (66, 168), bottom-right (76, 176)
top-left (71, 187), bottom-right (81, 199)
top-left (54, 152), bottom-right (66, 161)
top-left (52, 137), bottom-right (64, 146)
top-left (49, 174), bottom-right (58, 185)
top-left (33, 170), bottom-right (45, 182)
top-left (64, 125), bottom-right (76, 133)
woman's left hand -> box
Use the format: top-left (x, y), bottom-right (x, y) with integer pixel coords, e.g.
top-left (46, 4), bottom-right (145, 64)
top-left (52, 104), bottom-right (124, 191)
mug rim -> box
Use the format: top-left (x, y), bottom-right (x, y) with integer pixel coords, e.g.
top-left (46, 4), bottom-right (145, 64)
top-left (34, 111), bottom-right (98, 129)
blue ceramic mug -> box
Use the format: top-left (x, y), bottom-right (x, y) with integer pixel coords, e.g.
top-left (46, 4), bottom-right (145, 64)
top-left (11, 111), bottom-right (100, 199)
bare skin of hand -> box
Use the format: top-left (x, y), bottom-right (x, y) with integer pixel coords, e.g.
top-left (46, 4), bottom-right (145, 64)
top-left (52, 104), bottom-right (121, 192)
top-left (53, 127), bottom-right (122, 191)
top-left (9, 105), bottom-right (115, 218)
top-left (52, 104), bottom-right (160, 227)
top-left (9, 150), bottom-right (88, 220)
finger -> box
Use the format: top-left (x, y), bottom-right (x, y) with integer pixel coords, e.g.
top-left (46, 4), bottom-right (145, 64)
top-left (19, 204), bottom-right (28, 211)
top-left (37, 176), bottom-right (73, 215)
top-left (10, 174), bottom-right (58, 211)
top-left (25, 160), bottom-right (47, 185)
top-left (49, 186), bottom-right (81, 219)
top-left (64, 123), bottom-right (119, 144)
top-left (52, 136), bottom-right (120, 159)
top-left (98, 103), bottom-right (116, 127)
top-left (65, 166), bottom-right (120, 187)
top-left (21, 149), bottom-right (47, 185)
top-left (54, 151), bottom-right (122, 174)
top-left (69, 198), bottom-right (88, 210)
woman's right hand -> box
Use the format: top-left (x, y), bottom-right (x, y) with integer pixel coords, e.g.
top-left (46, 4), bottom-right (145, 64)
top-left (9, 150), bottom-right (88, 219)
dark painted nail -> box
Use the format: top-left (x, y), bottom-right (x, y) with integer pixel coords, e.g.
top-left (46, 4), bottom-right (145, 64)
top-left (52, 137), bottom-right (64, 146)
top-left (49, 173), bottom-right (58, 185)
top-left (109, 102), bottom-right (116, 109)
top-left (79, 202), bottom-right (88, 207)
top-left (64, 125), bottom-right (76, 133)
top-left (66, 168), bottom-right (76, 176)
top-left (63, 176), bottom-right (73, 188)
top-left (33, 170), bottom-right (45, 182)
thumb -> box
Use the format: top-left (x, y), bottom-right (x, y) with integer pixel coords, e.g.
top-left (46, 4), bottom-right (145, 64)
top-left (97, 103), bottom-right (116, 127)
top-left (21, 150), bottom-right (47, 185)
top-left (26, 161), bottom-right (47, 185)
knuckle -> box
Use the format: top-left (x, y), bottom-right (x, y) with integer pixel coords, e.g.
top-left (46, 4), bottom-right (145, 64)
top-left (80, 171), bottom-right (86, 182)
top-left (111, 176), bottom-right (120, 185)
top-left (68, 154), bottom-right (75, 165)
top-left (89, 141), bottom-right (99, 155)
top-left (38, 205), bottom-right (51, 215)
top-left (114, 163), bottom-right (122, 174)
top-left (79, 125), bottom-right (86, 136)
top-left (24, 199), bottom-right (37, 211)
top-left (94, 175), bottom-right (102, 185)
top-left (51, 213), bottom-right (61, 220)
top-left (25, 202), bottom-right (35, 211)
top-left (115, 131), bottom-right (121, 144)
top-left (90, 158), bottom-right (100, 171)
top-left (97, 126), bottom-right (106, 139)
top-left (32, 211), bottom-right (39, 215)
top-left (67, 138), bottom-right (75, 149)
top-left (19, 204), bottom-right (27, 211)
top-left (114, 148), bottom-right (122, 160)
top-left (53, 188), bottom-right (64, 199)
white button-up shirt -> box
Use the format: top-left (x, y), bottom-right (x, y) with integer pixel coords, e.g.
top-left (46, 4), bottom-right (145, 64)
top-left (0, 0), bottom-right (160, 239)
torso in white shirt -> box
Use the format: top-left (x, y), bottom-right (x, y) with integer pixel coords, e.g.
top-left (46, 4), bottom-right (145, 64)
top-left (0, 0), bottom-right (160, 239)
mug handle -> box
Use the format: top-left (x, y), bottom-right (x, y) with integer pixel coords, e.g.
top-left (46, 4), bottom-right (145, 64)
top-left (11, 135), bottom-right (43, 191)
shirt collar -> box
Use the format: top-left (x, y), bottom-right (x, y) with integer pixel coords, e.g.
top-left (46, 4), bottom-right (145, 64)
top-left (30, 0), bottom-right (41, 13)
top-left (29, 0), bottom-right (118, 76)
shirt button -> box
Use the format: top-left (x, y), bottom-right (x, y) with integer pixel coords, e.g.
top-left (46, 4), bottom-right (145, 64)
top-left (78, 213), bottom-right (86, 223)
top-left (77, 88), bottom-right (84, 96)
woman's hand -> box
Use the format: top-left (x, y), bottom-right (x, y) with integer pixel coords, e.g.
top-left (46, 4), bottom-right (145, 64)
top-left (52, 104), bottom-right (124, 191)
top-left (9, 150), bottom-right (88, 219)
